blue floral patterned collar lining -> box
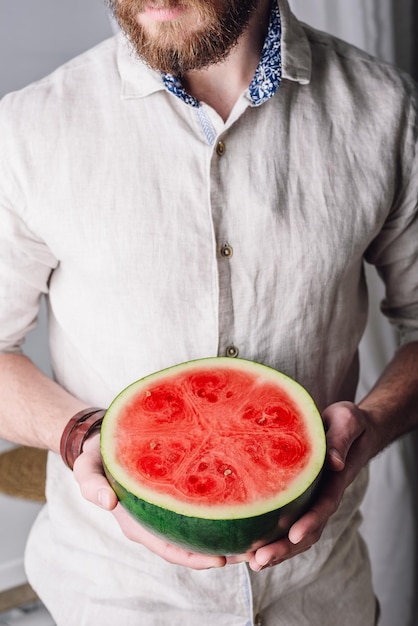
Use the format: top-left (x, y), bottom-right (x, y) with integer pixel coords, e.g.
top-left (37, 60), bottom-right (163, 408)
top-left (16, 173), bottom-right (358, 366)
top-left (161, 2), bottom-right (282, 108)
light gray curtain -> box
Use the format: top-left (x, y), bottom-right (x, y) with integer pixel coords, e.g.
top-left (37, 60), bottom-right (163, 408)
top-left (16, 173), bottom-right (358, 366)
top-left (414, 2), bottom-right (418, 80)
top-left (289, 0), bottom-right (414, 70)
top-left (288, 2), bottom-right (418, 625)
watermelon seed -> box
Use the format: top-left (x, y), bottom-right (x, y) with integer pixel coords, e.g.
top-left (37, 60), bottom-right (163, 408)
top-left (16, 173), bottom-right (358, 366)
top-left (150, 441), bottom-right (157, 449)
top-left (224, 469), bottom-right (232, 476)
top-left (145, 390), bottom-right (152, 397)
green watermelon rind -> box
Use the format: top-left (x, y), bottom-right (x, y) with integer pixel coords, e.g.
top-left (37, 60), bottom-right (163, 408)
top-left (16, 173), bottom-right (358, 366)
top-left (101, 357), bottom-right (326, 555)
top-left (103, 464), bottom-right (323, 555)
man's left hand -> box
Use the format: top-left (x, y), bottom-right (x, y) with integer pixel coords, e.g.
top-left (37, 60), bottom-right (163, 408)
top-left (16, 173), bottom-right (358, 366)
top-left (246, 401), bottom-right (379, 571)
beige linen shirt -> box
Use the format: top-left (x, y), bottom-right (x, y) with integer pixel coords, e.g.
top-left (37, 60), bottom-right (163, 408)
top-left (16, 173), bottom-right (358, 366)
top-left (0, 0), bottom-right (417, 624)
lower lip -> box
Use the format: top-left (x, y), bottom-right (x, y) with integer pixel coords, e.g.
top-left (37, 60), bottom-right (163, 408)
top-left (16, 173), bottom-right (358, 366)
top-left (143, 5), bottom-right (186, 22)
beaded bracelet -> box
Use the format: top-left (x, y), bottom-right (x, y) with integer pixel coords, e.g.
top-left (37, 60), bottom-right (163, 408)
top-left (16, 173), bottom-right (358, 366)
top-left (60, 407), bottom-right (106, 470)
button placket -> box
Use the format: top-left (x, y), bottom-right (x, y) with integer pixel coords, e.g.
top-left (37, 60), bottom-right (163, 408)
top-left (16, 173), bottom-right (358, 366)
top-left (212, 134), bottom-right (239, 362)
top-left (220, 242), bottom-right (237, 357)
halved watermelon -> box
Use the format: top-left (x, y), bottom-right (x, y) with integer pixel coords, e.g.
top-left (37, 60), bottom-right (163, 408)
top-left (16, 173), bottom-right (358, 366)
top-left (101, 358), bottom-right (326, 555)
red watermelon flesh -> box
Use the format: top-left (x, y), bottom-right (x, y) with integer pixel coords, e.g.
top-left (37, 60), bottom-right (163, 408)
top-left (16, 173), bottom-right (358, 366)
top-left (101, 358), bottom-right (326, 554)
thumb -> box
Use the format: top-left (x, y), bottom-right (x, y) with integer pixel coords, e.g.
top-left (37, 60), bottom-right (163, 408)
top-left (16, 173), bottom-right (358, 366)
top-left (322, 402), bottom-right (366, 471)
top-left (73, 432), bottom-right (119, 511)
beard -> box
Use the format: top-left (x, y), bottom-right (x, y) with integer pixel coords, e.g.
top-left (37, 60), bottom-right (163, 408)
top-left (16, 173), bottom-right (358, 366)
top-left (109, 0), bottom-right (259, 74)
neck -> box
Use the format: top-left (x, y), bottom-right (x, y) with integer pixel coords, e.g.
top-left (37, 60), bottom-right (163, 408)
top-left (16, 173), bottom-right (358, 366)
top-left (182, 0), bottom-right (272, 122)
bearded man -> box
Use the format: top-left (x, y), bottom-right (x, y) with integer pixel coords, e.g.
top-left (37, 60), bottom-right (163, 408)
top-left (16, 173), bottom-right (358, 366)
top-left (0, 1), bottom-right (417, 625)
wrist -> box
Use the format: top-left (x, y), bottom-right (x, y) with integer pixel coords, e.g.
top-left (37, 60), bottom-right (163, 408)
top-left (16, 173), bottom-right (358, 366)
top-left (356, 402), bottom-right (397, 458)
top-left (60, 407), bottom-right (106, 470)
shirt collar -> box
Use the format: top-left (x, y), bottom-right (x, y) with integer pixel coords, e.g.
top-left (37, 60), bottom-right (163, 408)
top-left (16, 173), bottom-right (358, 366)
top-left (247, 0), bottom-right (282, 106)
top-left (161, 1), bottom-right (282, 108)
top-left (117, 0), bottom-right (312, 101)
top-left (277, 0), bottom-right (311, 84)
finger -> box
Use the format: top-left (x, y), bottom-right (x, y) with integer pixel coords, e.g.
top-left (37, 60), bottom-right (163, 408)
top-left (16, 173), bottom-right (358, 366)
top-left (249, 508), bottom-right (329, 572)
top-left (322, 402), bottom-right (365, 470)
top-left (225, 552), bottom-right (254, 565)
top-left (249, 536), bottom-right (311, 572)
top-left (162, 541), bottom-right (226, 570)
top-left (73, 433), bottom-right (118, 511)
top-left (286, 468), bottom-right (347, 545)
top-left (112, 504), bottom-right (226, 570)
top-left (287, 508), bottom-right (329, 547)
top-left (251, 467), bottom-right (348, 571)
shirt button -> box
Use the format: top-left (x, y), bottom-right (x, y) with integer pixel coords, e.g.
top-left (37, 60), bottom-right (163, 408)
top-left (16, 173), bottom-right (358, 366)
top-left (254, 613), bottom-right (263, 626)
top-left (216, 140), bottom-right (226, 156)
top-left (226, 345), bottom-right (239, 358)
top-left (220, 243), bottom-right (233, 258)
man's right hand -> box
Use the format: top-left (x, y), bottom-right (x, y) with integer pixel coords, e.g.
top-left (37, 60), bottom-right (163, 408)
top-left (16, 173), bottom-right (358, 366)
top-left (73, 432), bottom-right (228, 570)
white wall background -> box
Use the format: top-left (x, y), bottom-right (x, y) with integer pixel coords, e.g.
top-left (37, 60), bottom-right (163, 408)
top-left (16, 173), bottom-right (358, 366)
top-left (0, 0), bottom-right (113, 95)
top-left (0, 1), bottom-right (417, 624)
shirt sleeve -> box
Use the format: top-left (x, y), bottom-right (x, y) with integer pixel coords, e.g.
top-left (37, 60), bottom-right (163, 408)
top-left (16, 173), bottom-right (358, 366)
top-left (364, 77), bottom-right (418, 346)
top-left (0, 201), bottom-right (58, 354)
top-left (0, 98), bottom-right (58, 354)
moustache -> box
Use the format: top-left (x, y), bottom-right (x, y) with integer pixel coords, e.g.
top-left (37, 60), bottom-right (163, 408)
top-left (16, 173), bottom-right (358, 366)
top-left (111, 0), bottom-right (215, 24)
top-left (114, 0), bottom-right (193, 10)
